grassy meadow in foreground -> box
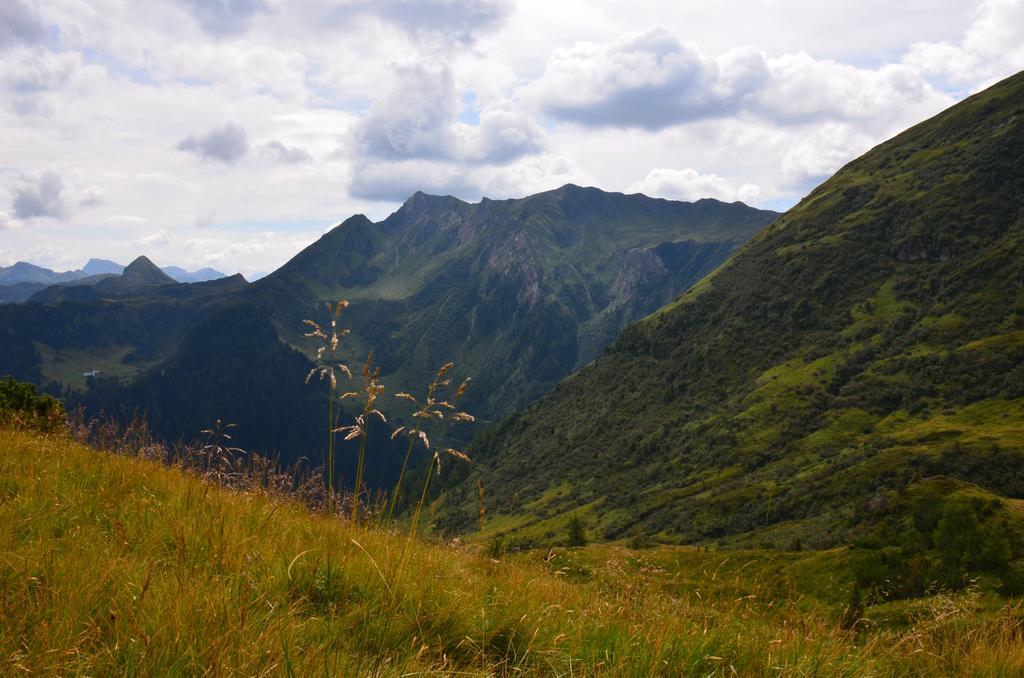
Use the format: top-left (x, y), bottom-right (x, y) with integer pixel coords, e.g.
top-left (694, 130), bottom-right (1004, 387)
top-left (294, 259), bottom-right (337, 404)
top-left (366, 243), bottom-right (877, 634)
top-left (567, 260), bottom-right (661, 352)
top-left (2, 426), bottom-right (1024, 676)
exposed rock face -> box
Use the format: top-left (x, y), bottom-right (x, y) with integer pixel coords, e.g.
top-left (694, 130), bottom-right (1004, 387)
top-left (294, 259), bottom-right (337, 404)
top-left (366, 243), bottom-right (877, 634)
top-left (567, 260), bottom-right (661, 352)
top-left (612, 248), bottom-right (670, 300)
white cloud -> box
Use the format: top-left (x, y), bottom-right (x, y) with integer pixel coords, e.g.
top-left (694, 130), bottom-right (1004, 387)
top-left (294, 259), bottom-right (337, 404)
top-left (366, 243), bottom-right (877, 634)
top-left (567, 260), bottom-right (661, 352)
top-left (178, 122), bottom-right (250, 163)
top-left (459, 101), bottom-right (546, 163)
top-left (79, 186), bottom-right (104, 207)
top-left (0, 0), bottom-right (45, 50)
top-left (181, 231), bottom-right (319, 276)
top-left (628, 168), bottom-right (761, 204)
top-left (135, 228), bottom-right (173, 248)
top-left (351, 159), bottom-right (474, 202)
top-left (259, 140), bottom-right (313, 163)
top-left (0, 47), bottom-right (105, 116)
top-left (154, 41), bottom-right (309, 101)
top-left (12, 170), bottom-right (68, 220)
top-left (353, 64), bottom-right (545, 164)
top-left (20, 245), bottom-right (66, 270)
top-left (3, 48), bottom-right (79, 94)
top-left (529, 28), bottom-right (951, 131)
top-left (471, 153), bottom-right (592, 198)
top-left (349, 62), bottom-right (548, 200)
top-left (529, 28), bottom-right (734, 130)
top-left (904, 0), bottom-right (1024, 88)
top-left (180, 0), bottom-right (269, 36)
top-left (780, 123), bottom-right (876, 187)
top-left (353, 65), bottom-right (460, 161)
top-left (357, 0), bottom-right (513, 44)
top-left (281, 0), bottom-right (513, 48)
top-left (752, 58), bottom-right (947, 125)
top-left (350, 153), bottom-right (589, 202)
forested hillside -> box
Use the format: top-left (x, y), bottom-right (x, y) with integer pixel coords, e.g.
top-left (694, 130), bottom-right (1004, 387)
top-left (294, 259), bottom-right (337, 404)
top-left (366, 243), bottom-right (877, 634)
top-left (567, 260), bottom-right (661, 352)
top-left (438, 71), bottom-right (1024, 573)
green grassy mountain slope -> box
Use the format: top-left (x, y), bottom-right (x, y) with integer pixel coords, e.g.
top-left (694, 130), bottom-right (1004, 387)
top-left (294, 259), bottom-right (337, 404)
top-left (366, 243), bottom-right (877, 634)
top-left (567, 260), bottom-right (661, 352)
top-left (437, 70), bottom-right (1024, 551)
top-left (254, 185), bottom-right (777, 420)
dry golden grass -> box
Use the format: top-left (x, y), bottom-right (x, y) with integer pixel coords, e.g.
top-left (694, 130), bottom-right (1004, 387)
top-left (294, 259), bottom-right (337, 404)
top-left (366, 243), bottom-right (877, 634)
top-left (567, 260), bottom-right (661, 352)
top-left (3, 426), bottom-right (1023, 676)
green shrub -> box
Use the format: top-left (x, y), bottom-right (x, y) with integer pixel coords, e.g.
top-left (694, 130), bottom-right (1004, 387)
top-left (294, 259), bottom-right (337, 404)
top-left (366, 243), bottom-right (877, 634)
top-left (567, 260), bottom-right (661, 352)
top-left (856, 494), bottom-right (1020, 599)
top-left (0, 376), bottom-right (64, 432)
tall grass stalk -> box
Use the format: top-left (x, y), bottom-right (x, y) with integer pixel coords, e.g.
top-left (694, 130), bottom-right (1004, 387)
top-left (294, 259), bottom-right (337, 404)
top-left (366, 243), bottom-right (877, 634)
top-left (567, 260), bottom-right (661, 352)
top-left (385, 362), bottom-right (456, 522)
top-left (304, 304), bottom-right (472, 527)
top-left (335, 353), bottom-right (385, 522)
top-left (304, 301), bottom-right (352, 515)
top-left (327, 395), bottom-right (333, 511)
top-left (406, 375), bottom-right (473, 540)
top-left (385, 428), bottom-right (419, 522)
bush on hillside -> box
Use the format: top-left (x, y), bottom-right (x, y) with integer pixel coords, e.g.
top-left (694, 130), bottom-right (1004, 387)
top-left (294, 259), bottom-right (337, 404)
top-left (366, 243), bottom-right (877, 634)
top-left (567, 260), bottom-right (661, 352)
top-left (0, 376), bottom-right (64, 432)
top-left (855, 494), bottom-right (1024, 599)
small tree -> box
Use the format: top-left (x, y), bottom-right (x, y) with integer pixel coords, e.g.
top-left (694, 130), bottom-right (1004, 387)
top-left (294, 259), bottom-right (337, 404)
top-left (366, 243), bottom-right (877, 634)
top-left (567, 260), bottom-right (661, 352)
top-left (567, 516), bottom-right (587, 547)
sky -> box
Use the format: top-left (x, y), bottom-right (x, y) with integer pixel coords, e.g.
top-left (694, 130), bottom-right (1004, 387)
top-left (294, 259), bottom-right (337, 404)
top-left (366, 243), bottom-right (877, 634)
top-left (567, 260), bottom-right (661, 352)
top-left (0, 0), bottom-right (1022, 278)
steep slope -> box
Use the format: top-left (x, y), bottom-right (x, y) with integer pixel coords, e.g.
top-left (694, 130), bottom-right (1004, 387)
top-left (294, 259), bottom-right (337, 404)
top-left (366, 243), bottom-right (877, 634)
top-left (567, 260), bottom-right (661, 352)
top-left (255, 186), bottom-right (778, 421)
top-left (438, 70), bottom-right (1024, 548)
top-left (118, 255), bottom-right (176, 285)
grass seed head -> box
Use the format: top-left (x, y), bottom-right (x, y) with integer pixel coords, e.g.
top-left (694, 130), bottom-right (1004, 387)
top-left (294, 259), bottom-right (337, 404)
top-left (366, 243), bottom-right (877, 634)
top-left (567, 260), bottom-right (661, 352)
top-left (303, 300), bottom-right (352, 393)
top-left (443, 447), bottom-right (470, 462)
top-left (455, 377), bottom-right (471, 400)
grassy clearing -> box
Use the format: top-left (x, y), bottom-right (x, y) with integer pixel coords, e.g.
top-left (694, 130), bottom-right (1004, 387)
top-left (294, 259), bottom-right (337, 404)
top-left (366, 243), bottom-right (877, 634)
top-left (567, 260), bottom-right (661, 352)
top-left (2, 427), bottom-right (1023, 676)
top-left (34, 341), bottom-right (147, 391)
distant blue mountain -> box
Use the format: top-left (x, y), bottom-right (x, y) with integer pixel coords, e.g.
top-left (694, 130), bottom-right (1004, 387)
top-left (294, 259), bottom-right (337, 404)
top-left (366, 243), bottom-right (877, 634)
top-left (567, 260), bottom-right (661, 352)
top-left (0, 262), bottom-right (85, 285)
top-left (83, 258), bottom-right (124, 276)
top-left (161, 266), bottom-right (226, 283)
top-left (0, 258), bottom-right (228, 293)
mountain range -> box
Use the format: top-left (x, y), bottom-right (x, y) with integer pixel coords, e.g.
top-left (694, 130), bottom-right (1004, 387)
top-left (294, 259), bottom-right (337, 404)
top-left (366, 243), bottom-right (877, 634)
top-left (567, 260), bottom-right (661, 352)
top-left (0, 258), bottom-right (227, 303)
top-left (252, 186), bottom-right (777, 421)
top-left (0, 187), bottom-right (776, 481)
